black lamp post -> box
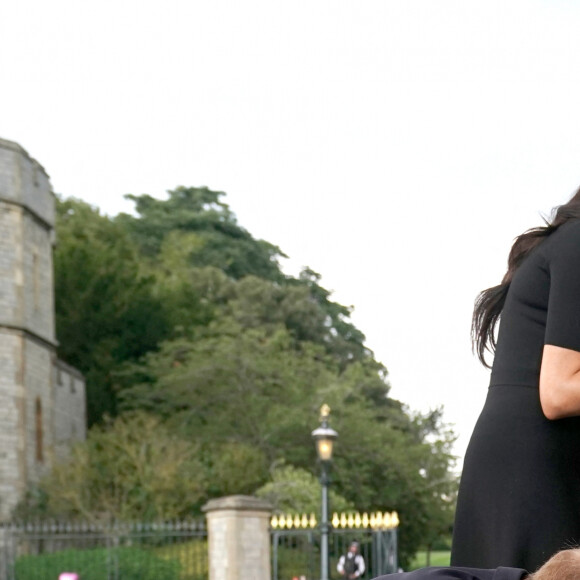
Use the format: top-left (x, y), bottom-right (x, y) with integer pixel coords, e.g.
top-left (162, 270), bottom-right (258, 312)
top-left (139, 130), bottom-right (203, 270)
top-left (312, 404), bottom-right (338, 580)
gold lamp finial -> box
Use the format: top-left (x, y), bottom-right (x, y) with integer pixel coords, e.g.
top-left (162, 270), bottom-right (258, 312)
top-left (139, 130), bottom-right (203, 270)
top-left (320, 404), bottom-right (331, 421)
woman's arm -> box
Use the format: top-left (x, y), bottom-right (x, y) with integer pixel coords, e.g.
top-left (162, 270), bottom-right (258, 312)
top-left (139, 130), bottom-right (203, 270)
top-left (539, 344), bottom-right (580, 419)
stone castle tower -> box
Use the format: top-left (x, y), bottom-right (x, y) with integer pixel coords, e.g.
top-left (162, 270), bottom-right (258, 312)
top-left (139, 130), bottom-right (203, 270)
top-left (0, 138), bottom-right (86, 520)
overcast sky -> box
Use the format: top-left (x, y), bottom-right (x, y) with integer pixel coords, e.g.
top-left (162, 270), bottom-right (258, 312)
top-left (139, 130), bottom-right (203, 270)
top-left (3, 0), bottom-right (580, 465)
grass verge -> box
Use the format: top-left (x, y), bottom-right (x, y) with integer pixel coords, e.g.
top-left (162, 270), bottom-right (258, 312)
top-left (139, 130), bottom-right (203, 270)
top-left (408, 550), bottom-right (451, 570)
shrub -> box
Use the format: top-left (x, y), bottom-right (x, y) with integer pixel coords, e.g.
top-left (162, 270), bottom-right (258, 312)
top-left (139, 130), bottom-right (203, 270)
top-left (156, 539), bottom-right (208, 580)
top-left (14, 546), bottom-right (180, 580)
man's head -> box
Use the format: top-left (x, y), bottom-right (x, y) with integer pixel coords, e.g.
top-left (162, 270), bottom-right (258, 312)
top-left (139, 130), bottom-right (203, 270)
top-left (529, 547), bottom-right (580, 580)
top-left (348, 541), bottom-right (359, 554)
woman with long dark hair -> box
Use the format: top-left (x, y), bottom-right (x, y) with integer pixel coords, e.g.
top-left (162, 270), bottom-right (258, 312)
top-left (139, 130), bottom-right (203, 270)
top-left (451, 189), bottom-right (580, 571)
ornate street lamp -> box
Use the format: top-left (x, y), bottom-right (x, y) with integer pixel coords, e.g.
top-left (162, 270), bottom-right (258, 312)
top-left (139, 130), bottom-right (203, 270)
top-left (312, 404), bottom-right (338, 580)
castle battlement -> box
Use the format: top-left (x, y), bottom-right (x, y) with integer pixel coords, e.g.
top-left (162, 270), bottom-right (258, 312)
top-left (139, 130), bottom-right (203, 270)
top-left (0, 138), bottom-right (54, 229)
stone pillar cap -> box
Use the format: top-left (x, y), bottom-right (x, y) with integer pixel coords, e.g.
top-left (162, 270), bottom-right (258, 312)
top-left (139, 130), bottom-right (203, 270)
top-left (202, 495), bottom-right (272, 513)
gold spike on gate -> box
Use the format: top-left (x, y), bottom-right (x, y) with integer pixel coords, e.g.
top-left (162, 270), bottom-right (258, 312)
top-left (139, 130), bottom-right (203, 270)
top-left (384, 512), bottom-right (392, 528)
top-left (272, 510), bottom-right (399, 530)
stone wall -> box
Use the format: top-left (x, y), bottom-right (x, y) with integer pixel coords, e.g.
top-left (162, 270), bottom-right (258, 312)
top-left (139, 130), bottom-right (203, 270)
top-left (21, 211), bottom-right (55, 342)
top-left (0, 329), bottom-right (24, 520)
top-left (0, 138), bottom-right (86, 520)
top-left (0, 152), bottom-right (54, 343)
top-left (0, 205), bottom-right (23, 332)
top-left (23, 337), bottom-right (54, 487)
top-left (54, 360), bottom-right (86, 463)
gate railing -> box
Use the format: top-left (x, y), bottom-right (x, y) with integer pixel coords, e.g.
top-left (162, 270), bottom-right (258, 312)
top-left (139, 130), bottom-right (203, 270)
top-left (270, 511), bottom-right (399, 580)
top-left (0, 520), bottom-right (207, 580)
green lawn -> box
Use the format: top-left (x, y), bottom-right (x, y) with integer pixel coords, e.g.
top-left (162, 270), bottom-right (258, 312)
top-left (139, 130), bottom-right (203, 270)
top-left (408, 550), bottom-right (451, 570)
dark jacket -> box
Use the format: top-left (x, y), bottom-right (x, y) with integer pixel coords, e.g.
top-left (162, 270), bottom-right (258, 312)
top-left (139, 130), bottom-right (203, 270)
top-left (373, 566), bottom-right (528, 580)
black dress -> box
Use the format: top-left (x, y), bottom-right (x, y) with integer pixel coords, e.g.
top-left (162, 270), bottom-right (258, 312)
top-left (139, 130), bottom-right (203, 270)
top-left (451, 220), bottom-right (580, 572)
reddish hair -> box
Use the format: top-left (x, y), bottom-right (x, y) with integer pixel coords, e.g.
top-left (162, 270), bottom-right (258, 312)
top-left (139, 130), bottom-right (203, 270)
top-left (530, 548), bottom-right (580, 580)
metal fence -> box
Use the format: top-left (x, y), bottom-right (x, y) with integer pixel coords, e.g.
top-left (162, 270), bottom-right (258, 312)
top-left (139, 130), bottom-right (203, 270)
top-left (0, 520), bottom-right (207, 580)
top-left (270, 512), bottom-right (398, 580)
top-left (0, 512), bottom-right (398, 580)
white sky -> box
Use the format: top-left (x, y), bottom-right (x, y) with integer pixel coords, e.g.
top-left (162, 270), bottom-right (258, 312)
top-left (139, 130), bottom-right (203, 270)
top-left (3, 0), bottom-right (580, 465)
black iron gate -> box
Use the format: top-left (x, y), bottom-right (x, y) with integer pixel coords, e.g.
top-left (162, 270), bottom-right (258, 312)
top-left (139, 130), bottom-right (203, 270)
top-left (271, 512), bottom-right (398, 580)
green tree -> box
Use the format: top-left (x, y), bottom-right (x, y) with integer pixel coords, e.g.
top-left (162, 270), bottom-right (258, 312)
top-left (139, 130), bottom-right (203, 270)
top-left (117, 186), bottom-right (285, 281)
top-left (36, 412), bottom-right (207, 522)
top-left (408, 411), bottom-right (458, 563)
top-left (255, 463), bottom-right (355, 514)
top-left (52, 188), bottom-right (457, 564)
top-left (292, 268), bottom-right (369, 367)
top-left (205, 441), bottom-right (268, 497)
top-left (118, 320), bottom-right (335, 470)
top-left (117, 188), bottom-right (369, 368)
top-left (325, 402), bottom-right (457, 567)
top-left (142, 231), bottom-right (217, 336)
top-left (117, 315), bottom-right (456, 565)
top-left (54, 197), bottom-right (168, 424)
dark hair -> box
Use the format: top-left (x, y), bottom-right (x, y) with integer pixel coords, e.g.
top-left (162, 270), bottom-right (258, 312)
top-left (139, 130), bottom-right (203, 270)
top-left (472, 188), bottom-right (580, 368)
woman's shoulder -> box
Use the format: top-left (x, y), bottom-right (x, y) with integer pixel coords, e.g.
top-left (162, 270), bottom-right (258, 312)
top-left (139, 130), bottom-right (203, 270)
top-left (543, 219), bottom-right (580, 257)
top-left (551, 219), bottom-right (580, 240)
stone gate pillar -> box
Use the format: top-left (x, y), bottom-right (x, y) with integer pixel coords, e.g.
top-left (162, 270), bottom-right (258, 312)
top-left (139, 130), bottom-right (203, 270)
top-left (203, 495), bottom-right (272, 580)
